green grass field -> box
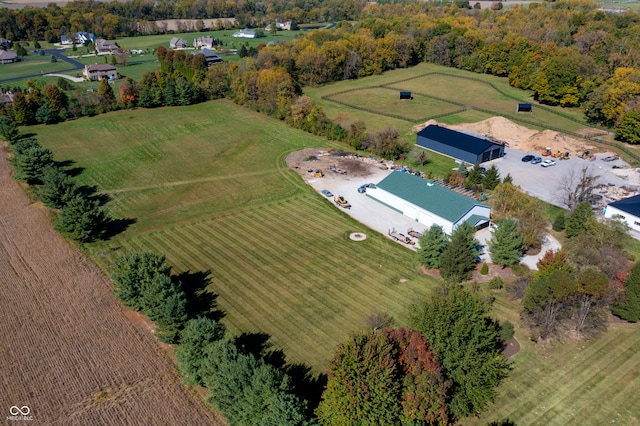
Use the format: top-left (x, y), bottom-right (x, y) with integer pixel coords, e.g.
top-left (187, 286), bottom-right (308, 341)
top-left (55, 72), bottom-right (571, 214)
top-left (34, 101), bottom-right (437, 370)
top-left (32, 90), bottom-right (640, 424)
top-left (305, 63), bottom-right (592, 135)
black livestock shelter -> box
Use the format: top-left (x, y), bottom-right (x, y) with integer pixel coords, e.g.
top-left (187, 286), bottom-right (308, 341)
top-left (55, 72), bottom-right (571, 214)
top-left (416, 125), bottom-right (505, 164)
top-left (517, 103), bottom-right (532, 113)
top-left (399, 91), bottom-right (413, 100)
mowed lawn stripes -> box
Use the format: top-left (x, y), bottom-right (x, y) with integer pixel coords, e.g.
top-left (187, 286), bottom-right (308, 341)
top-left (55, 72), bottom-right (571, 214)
top-left (114, 198), bottom-right (433, 369)
top-left (473, 324), bottom-right (640, 425)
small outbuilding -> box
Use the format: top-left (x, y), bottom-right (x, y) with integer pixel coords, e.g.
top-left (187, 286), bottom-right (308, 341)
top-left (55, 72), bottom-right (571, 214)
top-left (517, 103), bottom-right (532, 113)
top-left (366, 171), bottom-right (491, 234)
top-left (604, 194), bottom-right (640, 232)
top-left (416, 124), bottom-right (505, 164)
top-left (399, 91), bottom-right (412, 100)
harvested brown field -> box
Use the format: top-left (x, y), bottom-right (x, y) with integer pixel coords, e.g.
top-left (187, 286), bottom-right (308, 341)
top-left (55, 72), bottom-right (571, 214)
top-left (0, 148), bottom-right (223, 425)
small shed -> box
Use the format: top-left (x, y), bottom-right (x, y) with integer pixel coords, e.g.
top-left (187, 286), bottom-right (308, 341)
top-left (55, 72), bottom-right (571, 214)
top-left (517, 103), bottom-right (532, 113)
top-left (399, 91), bottom-right (413, 100)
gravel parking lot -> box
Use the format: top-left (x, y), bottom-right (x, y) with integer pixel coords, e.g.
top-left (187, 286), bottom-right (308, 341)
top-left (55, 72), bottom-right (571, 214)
top-left (287, 148), bottom-right (566, 268)
top-left (483, 147), bottom-right (640, 208)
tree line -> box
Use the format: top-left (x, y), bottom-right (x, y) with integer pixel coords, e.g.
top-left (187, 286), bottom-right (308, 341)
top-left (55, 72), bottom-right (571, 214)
top-left (0, 0), bottom-right (364, 42)
top-left (1, 116), bottom-right (112, 242)
top-left (3, 0), bottom-right (640, 141)
top-left (108, 248), bottom-right (511, 425)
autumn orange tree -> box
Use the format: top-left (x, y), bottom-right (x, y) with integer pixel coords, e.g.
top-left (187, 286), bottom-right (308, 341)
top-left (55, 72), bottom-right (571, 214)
top-left (119, 77), bottom-right (139, 107)
top-left (316, 328), bottom-right (449, 425)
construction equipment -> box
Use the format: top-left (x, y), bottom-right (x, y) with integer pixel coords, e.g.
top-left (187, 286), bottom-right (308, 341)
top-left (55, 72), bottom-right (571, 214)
top-left (560, 152), bottom-right (570, 160)
top-left (314, 169), bottom-right (324, 177)
top-left (542, 147), bottom-right (551, 156)
top-left (334, 196), bottom-right (351, 209)
top-left (551, 150), bottom-right (562, 158)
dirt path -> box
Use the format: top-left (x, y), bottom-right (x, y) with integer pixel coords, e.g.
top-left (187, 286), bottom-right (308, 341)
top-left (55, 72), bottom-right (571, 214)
top-left (0, 147), bottom-right (223, 425)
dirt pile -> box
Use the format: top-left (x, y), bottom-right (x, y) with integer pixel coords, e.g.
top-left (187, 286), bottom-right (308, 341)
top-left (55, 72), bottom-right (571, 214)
top-left (413, 116), bottom-right (597, 154)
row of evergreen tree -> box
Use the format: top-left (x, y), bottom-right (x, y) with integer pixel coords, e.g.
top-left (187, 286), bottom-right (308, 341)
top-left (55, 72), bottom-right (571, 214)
top-left (1, 117), bottom-right (110, 242)
top-left (108, 250), bottom-right (513, 425)
top-left (110, 251), bottom-right (314, 424)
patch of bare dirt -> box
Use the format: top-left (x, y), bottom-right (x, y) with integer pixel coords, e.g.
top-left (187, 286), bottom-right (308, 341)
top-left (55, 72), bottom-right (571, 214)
top-left (286, 148), bottom-right (389, 181)
top-left (470, 262), bottom-right (517, 283)
top-left (0, 149), bottom-right (222, 425)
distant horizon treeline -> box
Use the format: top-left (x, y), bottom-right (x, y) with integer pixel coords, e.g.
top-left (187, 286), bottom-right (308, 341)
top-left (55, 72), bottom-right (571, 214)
top-left (3, 0), bottom-right (640, 141)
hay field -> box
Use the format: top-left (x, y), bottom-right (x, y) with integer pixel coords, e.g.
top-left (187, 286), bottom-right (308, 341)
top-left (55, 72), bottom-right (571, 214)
top-left (0, 149), bottom-right (222, 425)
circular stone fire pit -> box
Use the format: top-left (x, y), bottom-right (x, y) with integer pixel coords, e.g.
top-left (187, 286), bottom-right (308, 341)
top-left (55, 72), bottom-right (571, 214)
top-left (349, 232), bottom-right (367, 241)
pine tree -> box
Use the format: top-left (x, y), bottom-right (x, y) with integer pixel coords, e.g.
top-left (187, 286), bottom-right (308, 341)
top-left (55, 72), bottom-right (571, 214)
top-left (489, 217), bottom-right (525, 267)
top-left (36, 165), bottom-right (79, 208)
top-left (612, 262), bottom-right (640, 322)
top-left (98, 78), bottom-right (116, 107)
top-left (54, 194), bottom-right (109, 242)
top-left (552, 211), bottom-right (566, 231)
top-left (154, 288), bottom-right (189, 343)
top-left (483, 165), bottom-right (501, 190)
top-left (9, 138), bottom-right (54, 183)
top-left (565, 201), bottom-right (595, 237)
top-left (111, 252), bottom-right (171, 309)
top-left (416, 225), bottom-right (449, 269)
top-left (409, 286), bottom-right (509, 420)
top-left (35, 104), bottom-right (55, 124)
top-left (204, 339), bottom-right (309, 425)
top-left (177, 317), bottom-right (226, 386)
top-left (439, 223), bottom-right (478, 283)
top-left (466, 163), bottom-right (484, 186)
top-left (0, 116), bottom-right (20, 144)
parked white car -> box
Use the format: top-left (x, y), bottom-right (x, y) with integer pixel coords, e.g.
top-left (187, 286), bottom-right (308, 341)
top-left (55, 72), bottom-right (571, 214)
top-left (541, 159), bottom-right (556, 167)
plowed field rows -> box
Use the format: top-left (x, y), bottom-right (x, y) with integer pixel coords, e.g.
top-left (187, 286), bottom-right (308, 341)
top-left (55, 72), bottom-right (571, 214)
top-left (0, 151), bottom-right (222, 425)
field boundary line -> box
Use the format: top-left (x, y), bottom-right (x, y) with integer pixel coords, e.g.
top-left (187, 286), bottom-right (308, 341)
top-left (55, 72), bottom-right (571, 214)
top-left (320, 73), bottom-right (640, 165)
top-left (102, 170), bottom-right (278, 194)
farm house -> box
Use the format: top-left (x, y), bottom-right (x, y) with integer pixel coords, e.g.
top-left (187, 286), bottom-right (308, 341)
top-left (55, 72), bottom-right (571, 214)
top-left (366, 171), bottom-right (491, 234)
top-left (604, 194), bottom-right (640, 232)
top-left (416, 124), bottom-right (505, 164)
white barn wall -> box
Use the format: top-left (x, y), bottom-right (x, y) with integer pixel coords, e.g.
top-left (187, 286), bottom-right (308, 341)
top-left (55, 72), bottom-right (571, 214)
top-left (604, 205), bottom-right (640, 232)
top-left (367, 187), bottom-right (454, 233)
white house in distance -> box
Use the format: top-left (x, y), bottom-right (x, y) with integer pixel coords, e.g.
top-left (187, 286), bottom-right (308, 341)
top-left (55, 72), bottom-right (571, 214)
top-left (232, 29), bottom-right (258, 38)
top-left (366, 171), bottom-right (491, 234)
top-left (604, 194), bottom-right (640, 232)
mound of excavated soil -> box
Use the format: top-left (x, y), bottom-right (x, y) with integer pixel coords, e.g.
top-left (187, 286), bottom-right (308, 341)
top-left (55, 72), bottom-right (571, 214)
top-left (413, 116), bottom-right (597, 154)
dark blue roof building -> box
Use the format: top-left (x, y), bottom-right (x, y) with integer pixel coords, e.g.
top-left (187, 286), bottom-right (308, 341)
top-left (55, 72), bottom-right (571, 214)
top-left (416, 125), bottom-right (505, 164)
